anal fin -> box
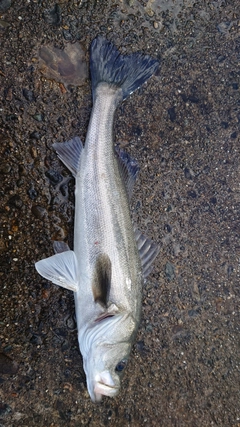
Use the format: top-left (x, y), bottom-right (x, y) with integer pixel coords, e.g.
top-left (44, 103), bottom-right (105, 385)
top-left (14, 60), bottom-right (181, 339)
top-left (135, 229), bottom-right (159, 278)
top-left (115, 145), bottom-right (139, 198)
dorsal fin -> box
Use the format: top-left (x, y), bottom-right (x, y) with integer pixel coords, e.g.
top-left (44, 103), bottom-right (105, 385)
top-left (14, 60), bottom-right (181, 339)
top-left (53, 136), bottom-right (83, 177)
top-left (92, 254), bottom-right (112, 307)
top-left (134, 229), bottom-right (159, 278)
top-left (115, 145), bottom-right (139, 198)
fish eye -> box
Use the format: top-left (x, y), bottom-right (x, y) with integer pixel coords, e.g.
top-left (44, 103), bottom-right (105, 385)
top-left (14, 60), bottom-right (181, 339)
top-left (115, 359), bottom-right (127, 373)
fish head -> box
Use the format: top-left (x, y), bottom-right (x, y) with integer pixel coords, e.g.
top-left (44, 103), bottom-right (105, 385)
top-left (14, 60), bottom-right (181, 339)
top-left (80, 312), bottom-right (137, 402)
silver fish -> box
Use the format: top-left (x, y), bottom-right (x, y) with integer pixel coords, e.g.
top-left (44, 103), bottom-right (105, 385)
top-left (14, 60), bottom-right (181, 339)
top-left (35, 36), bottom-right (159, 402)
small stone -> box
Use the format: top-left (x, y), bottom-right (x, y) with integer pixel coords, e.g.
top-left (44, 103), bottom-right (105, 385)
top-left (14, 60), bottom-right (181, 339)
top-left (8, 195), bottom-right (23, 209)
top-left (57, 116), bottom-right (65, 126)
top-left (30, 131), bottom-right (41, 140)
top-left (165, 262), bottom-right (175, 281)
top-left (45, 170), bottom-right (63, 186)
top-left (0, 19), bottom-right (10, 28)
top-left (0, 163), bottom-right (11, 174)
top-left (210, 197), bottom-right (217, 204)
top-left (43, 4), bottom-right (62, 26)
top-left (217, 21), bottom-right (232, 34)
top-left (227, 265), bottom-right (233, 278)
top-left (0, 238), bottom-right (6, 252)
top-left (188, 309), bottom-right (199, 317)
top-left (146, 7), bottom-right (154, 17)
top-left (188, 95), bottom-right (199, 103)
top-left (184, 167), bottom-right (194, 179)
top-left (19, 164), bottom-right (27, 176)
top-left (5, 87), bottom-right (12, 101)
top-left (187, 189), bottom-right (197, 199)
top-left (30, 334), bottom-right (42, 345)
top-left (28, 186), bottom-right (38, 200)
top-left (51, 227), bottom-right (66, 240)
top-left (172, 324), bottom-right (183, 334)
top-left (0, 0), bottom-right (11, 13)
top-left (66, 315), bottom-right (76, 330)
top-left (33, 113), bottom-right (44, 122)
top-left (168, 106), bottom-right (176, 122)
top-left (221, 121), bottom-right (229, 129)
top-left (0, 353), bottom-right (18, 375)
top-left (62, 29), bottom-right (73, 41)
top-left (231, 131), bottom-right (237, 139)
top-left (61, 340), bottom-right (69, 351)
top-left (6, 114), bottom-right (18, 121)
top-left (0, 402), bottom-right (11, 416)
top-left (60, 182), bottom-right (69, 198)
top-left (30, 146), bottom-right (37, 158)
top-left (136, 340), bottom-right (146, 354)
top-left (164, 224), bottom-right (171, 233)
top-left (11, 224), bottom-right (18, 232)
top-left (22, 88), bottom-right (35, 102)
top-left (31, 205), bottom-right (47, 220)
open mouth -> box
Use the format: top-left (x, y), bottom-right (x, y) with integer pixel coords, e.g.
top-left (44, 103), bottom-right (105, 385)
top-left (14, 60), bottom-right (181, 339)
top-left (94, 381), bottom-right (119, 401)
top-left (95, 313), bottom-right (115, 322)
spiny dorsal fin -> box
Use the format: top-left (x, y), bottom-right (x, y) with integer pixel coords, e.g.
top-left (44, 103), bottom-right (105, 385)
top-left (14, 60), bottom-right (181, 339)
top-left (92, 253), bottom-right (112, 307)
top-left (53, 136), bottom-right (83, 177)
top-left (134, 229), bottom-right (159, 278)
top-left (115, 145), bottom-right (139, 198)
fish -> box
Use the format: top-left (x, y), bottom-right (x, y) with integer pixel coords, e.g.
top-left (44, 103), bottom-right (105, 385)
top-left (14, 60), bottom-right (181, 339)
top-left (35, 35), bottom-right (159, 402)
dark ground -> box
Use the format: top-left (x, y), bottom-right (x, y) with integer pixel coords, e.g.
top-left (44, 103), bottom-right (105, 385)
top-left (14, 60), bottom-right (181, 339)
top-left (0, 0), bottom-right (240, 426)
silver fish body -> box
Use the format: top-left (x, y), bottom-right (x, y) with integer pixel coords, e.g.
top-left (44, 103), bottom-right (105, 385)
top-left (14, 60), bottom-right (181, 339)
top-left (35, 36), bottom-right (159, 402)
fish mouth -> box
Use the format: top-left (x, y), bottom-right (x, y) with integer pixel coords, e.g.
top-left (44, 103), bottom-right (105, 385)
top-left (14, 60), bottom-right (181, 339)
top-left (93, 381), bottom-right (119, 402)
top-left (89, 370), bottom-right (119, 402)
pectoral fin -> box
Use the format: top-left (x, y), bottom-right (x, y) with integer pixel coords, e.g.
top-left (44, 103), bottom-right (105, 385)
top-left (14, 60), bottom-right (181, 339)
top-left (135, 229), bottom-right (159, 278)
top-left (92, 254), bottom-right (112, 307)
top-left (35, 251), bottom-right (78, 292)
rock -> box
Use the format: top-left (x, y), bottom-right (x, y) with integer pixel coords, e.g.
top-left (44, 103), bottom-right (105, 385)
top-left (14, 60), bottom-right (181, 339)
top-left (22, 88), bottom-right (35, 102)
top-left (8, 195), bottom-right (23, 209)
top-left (31, 205), bottom-right (47, 220)
top-left (0, 402), bottom-right (11, 416)
top-left (0, 353), bottom-right (18, 375)
top-left (168, 106), bottom-right (176, 122)
top-left (45, 170), bottom-right (63, 186)
top-left (27, 186), bottom-right (38, 200)
top-left (43, 4), bottom-right (62, 26)
top-left (0, 0), bottom-right (11, 13)
top-left (165, 261), bottom-right (175, 281)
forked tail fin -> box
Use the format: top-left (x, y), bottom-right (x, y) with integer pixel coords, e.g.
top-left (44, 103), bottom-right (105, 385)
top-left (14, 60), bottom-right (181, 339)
top-left (90, 35), bottom-right (159, 102)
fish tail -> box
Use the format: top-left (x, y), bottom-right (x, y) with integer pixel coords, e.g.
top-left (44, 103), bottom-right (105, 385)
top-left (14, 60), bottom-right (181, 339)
top-left (90, 36), bottom-right (159, 102)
